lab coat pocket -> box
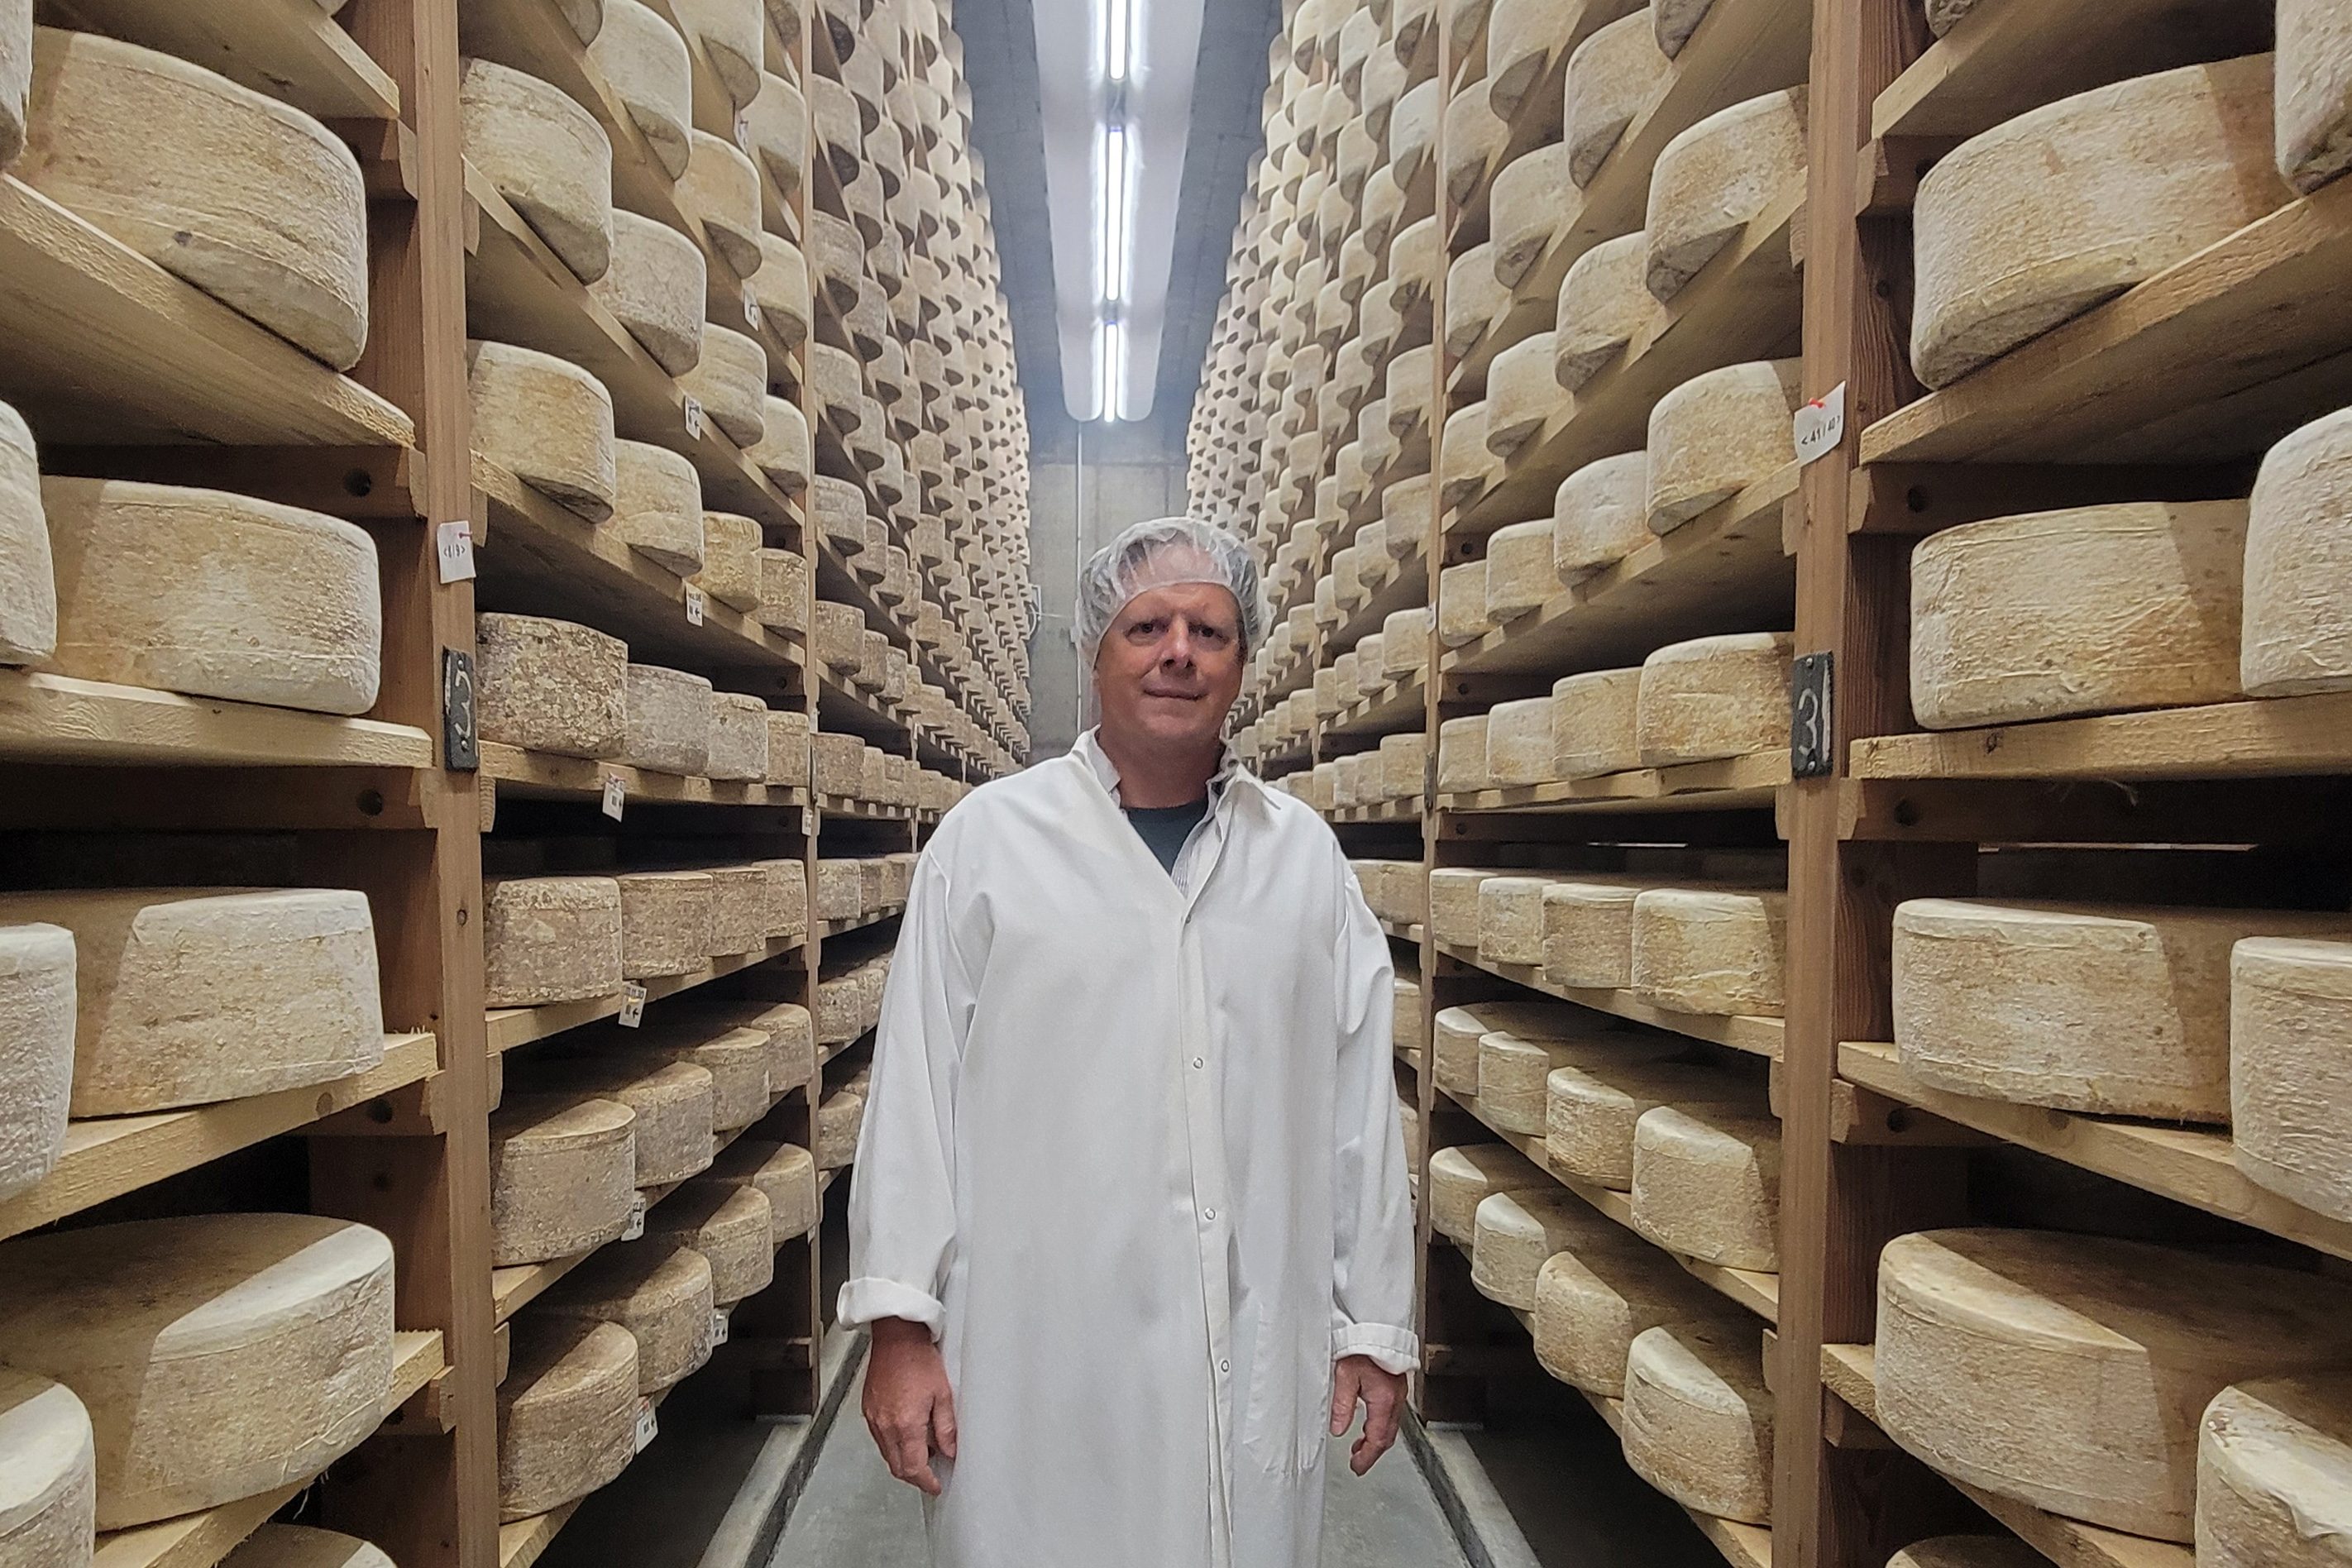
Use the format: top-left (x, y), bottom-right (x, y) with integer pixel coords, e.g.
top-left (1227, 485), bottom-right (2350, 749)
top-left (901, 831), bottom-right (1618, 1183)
top-left (1241, 1317), bottom-right (1330, 1475)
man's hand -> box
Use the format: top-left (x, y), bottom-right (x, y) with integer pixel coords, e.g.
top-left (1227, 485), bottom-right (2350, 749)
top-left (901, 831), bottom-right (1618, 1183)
top-left (865, 1317), bottom-right (957, 1496)
top-left (1329, 1354), bottom-right (1406, 1475)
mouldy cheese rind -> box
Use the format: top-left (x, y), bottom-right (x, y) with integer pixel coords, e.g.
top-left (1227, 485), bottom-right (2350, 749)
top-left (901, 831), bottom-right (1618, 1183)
top-left (0, 399), bottom-right (55, 664)
top-left (24, 28), bottom-right (370, 367)
top-left (486, 1092), bottom-right (637, 1266)
top-left (0, 1366), bottom-right (94, 1566)
top-left (1470, 1188), bottom-right (1609, 1309)
top-left (743, 71), bottom-right (805, 196)
top-left (645, 1182), bottom-right (772, 1304)
top-left (589, 211), bottom-right (706, 376)
top-left (2197, 1374), bottom-right (2352, 1568)
top-left (693, 513), bottom-right (764, 613)
top-left (476, 613), bottom-right (628, 759)
top-left (1644, 361), bottom-right (1801, 533)
top-left (679, 325), bottom-right (767, 451)
top-left (705, 692), bottom-right (771, 782)
top-left (0, 1212), bottom-right (394, 1531)
top-left (2232, 937), bottom-right (2352, 1221)
top-left (1631, 887), bottom-right (1788, 1017)
top-left (1550, 667), bottom-right (1642, 778)
top-left (1910, 502), bottom-right (2249, 729)
top-left (1635, 633), bottom-right (1792, 765)
top-left (1534, 1233), bottom-right (1751, 1395)
top-left (0, 922), bottom-right (72, 1202)
top-left (1483, 700), bottom-right (1556, 790)
top-left (1484, 519), bottom-right (1561, 620)
top-left (700, 866), bottom-right (767, 958)
top-left (481, 877), bottom-right (624, 1007)
top-left (1652, 0), bottom-right (1715, 57)
top-left (468, 342), bottom-right (618, 522)
top-left (497, 1318), bottom-right (638, 1522)
top-left (681, 129), bottom-right (762, 277)
top-left (1565, 11), bottom-right (1669, 187)
top-left (1622, 1321), bottom-right (1775, 1524)
top-left (1556, 234), bottom-right (1663, 391)
top-left (1643, 88), bottom-right (1807, 304)
top-left (2243, 405), bottom-right (2352, 696)
top-left (1629, 1103), bottom-right (1781, 1269)
top-left (1910, 56), bottom-right (2287, 390)
top-left (1874, 1227), bottom-right (2352, 1541)
top-left (589, 0), bottom-right (691, 176)
top-left (623, 663), bottom-right (715, 776)
top-left (1546, 1058), bottom-right (1758, 1189)
top-left (1553, 452), bottom-right (1651, 578)
top-left (0, 887), bottom-right (382, 1118)
top-left (610, 440), bottom-right (705, 577)
top-left (710, 1137), bottom-right (819, 1241)
top-left (41, 477), bottom-right (382, 716)
top-left (615, 869), bottom-right (716, 982)
top-left (1542, 877), bottom-right (1645, 990)
top-left (460, 55), bottom-right (614, 284)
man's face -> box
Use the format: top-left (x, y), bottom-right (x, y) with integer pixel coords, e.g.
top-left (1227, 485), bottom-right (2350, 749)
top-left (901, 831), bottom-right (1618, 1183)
top-left (1094, 579), bottom-right (1247, 751)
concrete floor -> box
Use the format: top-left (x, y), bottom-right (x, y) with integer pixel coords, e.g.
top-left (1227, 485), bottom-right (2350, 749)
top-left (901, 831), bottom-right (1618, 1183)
top-left (767, 1365), bottom-right (1470, 1568)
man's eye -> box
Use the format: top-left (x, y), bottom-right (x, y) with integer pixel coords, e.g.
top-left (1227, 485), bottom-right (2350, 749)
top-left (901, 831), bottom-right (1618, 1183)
top-left (1126, 620), bottom-right (1159, 638)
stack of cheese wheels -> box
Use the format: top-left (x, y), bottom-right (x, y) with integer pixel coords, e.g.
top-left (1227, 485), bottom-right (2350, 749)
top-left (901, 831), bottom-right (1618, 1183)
top-left (1636, 633), bottom-right (1793, 764)
top-left (460, 55), bottom-right (613, 284)
top-left (1886, 1542), bottom-right (2044, 1568)
top-left (1642, 87), bottom-right (1806, 302)
top-left (539, 1240), bottom-right (718, 1395)
top-left (0, 399), bottom-right (51, 667)
top-left (0, 1213), bottom-right (394, 1529)
top-left (1876, 1228), bottom-right (2352, 1540)
top-left (0, 920), bottom-right (73, 1202)
top-left (476, 614), bottom-right (628, 759)
top-left (1547, 1058), bottom-right (1761, 1188)
top-left (1553, 452), bottom-right (1650, 579)
top-left (2198, 1373), bottom-right (2352, 1567)
top-left (497, 1317), bottom-right (639, 1522)
top-left (1910, 55), bottom-right (2286, 389)
top-left (220, 1526), bottom-right (396, 1567)
top-left (40, 479), bottom-right (381, 715)
top-left (1630, 1104), bottom-right (1781, 1269)
top-left (2242, 405), bottom-right (2352, 696)
top-left (0, 887), bottom-right (383, 1116)
top-left (0, 1368), bottom-right (94, 1563)
top-left (1645, 361), bottom-right (1802, 533)
top-left (488, 1092), bottom-right (638, 1266)
top-left (482, 877), bottom-right (624, 1006)
top-left (1909, 502), bottom-right (2249, 729)
top-left (710, 1138), bottom-right (822, 1242)
top-left (1631, 885), bottom-right (1788, 1017)
top-left (2232, 936), bottom-right (2352, 1219)
top-left (1622, 1317), bottom-right (1774, 1523)
top-left (1533, 1229), bottom-right (1755, 1396)
top-left (647, 1181), bottom-right (774, 1306)
top-left (2279, 0), bottom-right (2352, 192)
top-left (1892, 897), bottom-right (2352, 1122)
top-left (22, 29), bottom-right (371, 367)
top-left (1429, 1142), bottom-right (1549, 1242)
top-left (1477, 1015), bottom-right (1680, 1135)
top-left (1471, 1186), bottom-right (1613, 1309)
top-left (467, 343), bottom-right (618, 521)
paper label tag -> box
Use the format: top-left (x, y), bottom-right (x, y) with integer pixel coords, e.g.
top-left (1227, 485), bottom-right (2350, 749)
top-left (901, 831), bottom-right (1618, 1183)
top-left (742, 283), bottom-right (762, 330)
top-left (710, 1310), bottom-right (730, 1347)
top-left (622, 1191), bottom-right (648, 1241)
top-left (685, 586), bottom-right (707, 627)
top-left (618, 981), bottom-right (648, 1028)
top-left (600, 773), bottom-right (626, 820)
top-left (633, 1400), bottom-right (658, 1451)
top-left (683, 395), bottom-right (705, 440)
top-left (1794, 382), bottom-right (1847, 466)
top-left (435, 520), bottom-right (476, 583)
top-left (734, 112), bottom-right (752, 153)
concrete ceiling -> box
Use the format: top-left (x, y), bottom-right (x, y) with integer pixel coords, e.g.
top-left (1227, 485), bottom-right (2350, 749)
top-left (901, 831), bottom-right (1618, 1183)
top-left (956, 0), bottom-right (1279, 458)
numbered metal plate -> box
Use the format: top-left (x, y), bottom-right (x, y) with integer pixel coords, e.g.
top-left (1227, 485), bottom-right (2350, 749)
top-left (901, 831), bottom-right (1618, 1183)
top-left (1790, 651), bottom-right (1834, 778)
top-left (442, 648), bottom-right (478, 771)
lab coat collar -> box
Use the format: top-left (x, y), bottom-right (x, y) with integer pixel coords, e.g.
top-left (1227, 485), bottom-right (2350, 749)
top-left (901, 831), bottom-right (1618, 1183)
top-left (1069, 726), bottom-right (1268, 812)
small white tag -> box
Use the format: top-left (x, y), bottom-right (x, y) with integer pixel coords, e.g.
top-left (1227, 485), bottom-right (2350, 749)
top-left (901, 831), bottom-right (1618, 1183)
top-left (684, 586), bottom-right (707, 627)
top-left (435, 520), bottom-right (476, 583)
top-left (600, 773), bottom-right (626, 820)
top-left (734, 112), bottom-right (752, 153)
top-left (742, 283), bottom-right (762, 330)
top-left (1794, 382), bottom-right (1847, 466)
top-left (710, 1309), bottom-right (730, 1346)
top-left (618, 982), bottom-right (648, 1028)
top-left (683, 395), bottom-right (705, 440)
top-left (633, 1400), bottom-right (658, 1451)
top-left (622, 1191), bottom-right (648, 1241)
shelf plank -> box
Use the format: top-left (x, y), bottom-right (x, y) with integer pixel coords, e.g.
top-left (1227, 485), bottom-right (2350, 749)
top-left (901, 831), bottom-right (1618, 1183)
top-left (482, 741), bottom-right (810, 811)
top-left (496, 1501), bottom-right (581, 1568)
top-left (0, 1033), bottom-right (438, 1242)
top-left (0, 175), bottom-right (415, 447)
top-left (1326, 668), bottom-right (1428, 740)
top-left (816, 793), bottom-right (916, 822)
top-left (1860, 180), bottom-right (2352, 466)
top-left (43, 0), bottom-right (401, 120)
top-left (1435, 940), bottom-right (1785, 1059)
top-left (1848, 693), bottom-right (2352, 782)
top-left (1838, 1040), bottom-right (2352, 1264)
top-left (1322, 799), bottom-right (1427, 825)
top-left (1443, 464), bottom-right (1797, 677)
top-left (819, 902), bottom-right (907, 939)
top-left (0, 671), bottom-right (434, 768)
top-left (815, 668), bottom-right (912, 743)
top-left (1440, 750), bottom-right (1790, 815)
top-left (485, 936), bottom-right (806, 1054)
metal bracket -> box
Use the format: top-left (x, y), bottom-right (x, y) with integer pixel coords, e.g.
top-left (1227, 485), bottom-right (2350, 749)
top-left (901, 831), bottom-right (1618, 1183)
top-left (1790, 651), bottom-right (1834, 779)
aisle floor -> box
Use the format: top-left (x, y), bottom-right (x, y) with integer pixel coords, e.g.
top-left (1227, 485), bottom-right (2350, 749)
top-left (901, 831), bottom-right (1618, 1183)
top-left (767, 1365), bottom-right (1470, 1568)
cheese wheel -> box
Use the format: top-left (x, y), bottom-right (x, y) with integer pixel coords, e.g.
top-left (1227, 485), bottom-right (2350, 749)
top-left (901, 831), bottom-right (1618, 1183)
top-left (815, 1083), bottom-right (863, 1169)
top-left (1546, 667), bottom-right (1640, 779)
top-left (1875, 1228), bottom-right (2352, 1539)
top-left (1645, 88), bottom-right (1807, 302)
top-left (704, 863), bottom-right (770, 958)
top-left (756, 547), bottom-right (809, 635)
top-left (1894, 898), bottom-right (2352, 1122)
top-left (672, 0), bottom-right (762, 108)
top-left (678, 326), bottom-right (767, 451)
top-left (468, 342), bottom-right (618, 522)
top-left (0, 923), bottom-right (71, 1203)
top-left (1653, 0), bottom-right (1717, 55)
top-left (0, 1368), bottom-right (93, 1565)
top-left (710, 1138), bottom-right (820, 1241)
top-left (2244, 406), bottom-right (2352, 696)
top-left (1389, 79), bottom-right (1441, 190)
top-left (1629, 1105), bottom-right (1780, 1269)
top-left (1552, 456), bottom-right (1650, 584)
top-left (1472, 1188), bottom-right (1608, 1308)
top-left (24, 29), bottom-right (370, 366)
top-left (1547, 1059), bottom-right (1758, 1188)
top-left (1428, 1143), bottom-right (1550, 1241)
top-left (488, 1092), bottom-right (637, 1266)
top-left (1912, 57), bottom-right (2285, 389)
top-left (646, 1182), bottom-right (773, 1303)
top-left (477, 613), bottom-right (626, 759)
top-left (1381, 607), bottom-right (1432, 677)
top-left (1493, 146), bottom-right (1576, 288)
top-left (41, 478), bottom-right (380, 715)
top-left (0, 400), bottom-right (50, 666)
top-left (681, 129), bottom-right (762, 276)
top-left (751, 232), bottom-right (812, 348)
top-left (1444, 246), bottom-right (1508, 361)
top-left (705, 693), bottom-right (769, 783)
top-left (221, 1526), bottom-right (393, 1568)
top-left (743, 70), bottom-right (806, 196)
top-left (611, 439), bottom-right (707, 578)
top-left (586, 0), bottom-right (691, 177)
top-left (1555, 234), bottom-right (1662, 393)
top-left (1483, 521), bottom-right (1560, 622)
top-left (622, 663), bottom-right (714, 776)
top-left (1924, 0), bottom-right (1977, 33)
top-left (483, 877), bottom-right (624, 1007)
top-left (0, 888), bottom-right (380, 1118)
top-left (1489, 332), bottom-right (1564, 457)
top-left (1646, 361), bottom-right (1801, 532)
top-left (1533, 1235), bottom-right (1748, 1395)
top-left (1394, 976), bottom-right (1425, 1048)
top-left (461, 55), bottom-right (613, 284)
top-left (496, 1318), bottom-right (638, 1522)
top-left (0, 1213), bottom-right (394, 1530)
top-left (1439, 559), bottom-right (1495, 647)
top-left (747, 395), bottom-right (810, 495)
top-left (2198, 1374), bottom-right (2352, 1568)
top-left (1886, 1541), bottom-right (2044, 1568)
top-left (1911, 502), bottom-right (2249, 729)
top-left (1383, 478), bottom-right (1428, 558)
top-left (755, 856), bottom-right (807, 938)
top-left (1623, 1322), bottom-right (1774, 1524)
top-left (2234, 938), bottom-right (2352, 1220)
top-left (691, 512), bottom-right (762, 614)
top-left (1441, 403), bottom-right (1499, 509)
top-left (1431, 869), bottom-right (1518, 949)
top-left (1632, 887), bottom-right (1787, 1016)
top-left (1477, 873), bottom-right (1554, 966)
top-left (0, 0), bottom-right (24, 171)
top-left (615, 869), bottom-right (715, 982)
top-left (1480, 1026), bottom-right (1662, 1135)
top-left (1379, 733), bottom-right (1427, 801)
top-left (2279, 0), bottom-right (2352, 190)
top-left (813, 858), bottom-right (859, 920)
top-left (1566, 12), bottom-right (1670, 186)
top-left (1436, 715), bottom-right (1489, 795)
top-left (543, 1238), bottom-right (716, 1398)
top-left (1484, 698), bottom-right (1557, 789)
top-left (1444, 80), bottom-right (1506, 208)
top-left (589, 211), bottom-right (705, 376)
top-left (1634, 633), bottom-right (1791, 764)
top-left (1542, 879), bottom-right (1644, 990)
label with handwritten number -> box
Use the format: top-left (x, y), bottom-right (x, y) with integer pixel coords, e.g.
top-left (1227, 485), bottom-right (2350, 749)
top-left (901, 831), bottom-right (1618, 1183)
top-left (618, 981), bottom-right (648, 1029)
top-left (743, 283), bottom-right (762, 330)
top-left (684, 395), bottom-right (705, 440)
top-left (685, 586), bottom-right (706, 627)
top-left (1793, 382), bottom-right (1846, 466)
top-left (633, 1401), bottom-right (658, 1451)
top-left (623, 1192), bottom-right (648, 1241)
top-left (435, 520), bottom-right (476, 583)
top-left (710, 1310), bottom-right (730, 1347)
top-left (600, 774), bottom-right (625, 820)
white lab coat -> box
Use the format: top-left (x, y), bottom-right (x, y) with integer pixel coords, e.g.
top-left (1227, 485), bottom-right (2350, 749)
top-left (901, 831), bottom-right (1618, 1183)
top-left (840, 729), bottom-right (1420, 1568)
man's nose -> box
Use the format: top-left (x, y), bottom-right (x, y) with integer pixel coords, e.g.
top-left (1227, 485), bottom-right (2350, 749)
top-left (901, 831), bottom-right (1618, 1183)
top-left (1159, 620), bottom-right (1197, 666)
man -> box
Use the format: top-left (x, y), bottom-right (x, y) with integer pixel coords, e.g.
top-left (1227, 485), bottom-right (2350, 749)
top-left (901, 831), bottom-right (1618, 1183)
top-left (841, 517), bottom-right (1420, 1568)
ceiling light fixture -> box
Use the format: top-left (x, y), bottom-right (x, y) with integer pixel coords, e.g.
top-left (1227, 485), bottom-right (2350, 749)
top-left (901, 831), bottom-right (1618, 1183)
top-left (1102, 0), bottom-right (1135, 84)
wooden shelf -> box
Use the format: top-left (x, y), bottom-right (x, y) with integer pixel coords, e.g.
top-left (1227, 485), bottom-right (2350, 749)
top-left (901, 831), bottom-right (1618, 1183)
top-left (1440, 750), bottom-right (1790, 816)
top-left (1848, 694), bottom-right (2352, 782)
top-left (1838, 1041), bottom-right (2352, 1265)
top-left (815, 667), bottom-right (912, 742)
top-left (0, 1034), bottom-right (437, 1242)
top-left (0, 174), bottom-right (416, 447)
top-left (485, 936), bottom-right (806, 1054)
top-left (496, 1500), bottom-right (581, 1568)
top-left (1435, 940), bottom-right (1785, 1059)
top-left (1573, 1388), bottom-right (1776, 1568)
top-left (0, 671), bottom-right (435, 768)
top-left (1379, 918), bottom-right (1427, 944)
top-left (1327, 668), bottom-right (1428, 739)
top-left (1859, 180), bottom-right (2352, 466)
top-left (1327, 550), bottom-right (1432, 654)
top-left (93, 1330), bottom-right (445, 1568)
top-left (482, 741), bottom-right (810, 812)
top-left (819, 902), bottom-right (906, 939)
top-left (817, 793), bottom-right (918, 822)
top-left (1442, 465), bottom-right (1797, 677)
top-left (45, 0), bottom-right (399, 118)
top-left (1326, 798), bottom-right (1427, 825)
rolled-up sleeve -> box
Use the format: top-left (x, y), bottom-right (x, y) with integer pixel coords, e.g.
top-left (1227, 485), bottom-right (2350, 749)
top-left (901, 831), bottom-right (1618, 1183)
top-left (839, 850), bottom-right (974, 1337)
top-left (1327, 860), bottom-right (1422, 1376)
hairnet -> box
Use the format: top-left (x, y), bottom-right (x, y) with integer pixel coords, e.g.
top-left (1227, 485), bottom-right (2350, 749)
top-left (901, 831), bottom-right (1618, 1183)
top-left (1076, 517), bottom-right (1268, 662)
